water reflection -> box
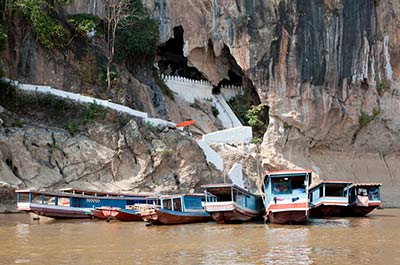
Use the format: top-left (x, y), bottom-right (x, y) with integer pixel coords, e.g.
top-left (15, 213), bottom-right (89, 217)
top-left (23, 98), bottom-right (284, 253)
top-left (265, 227), bottom-right (312, 265)
top-left (309, 218), bottom-right (352, 227)
top-left (0, 210), bottom-right (399, 265)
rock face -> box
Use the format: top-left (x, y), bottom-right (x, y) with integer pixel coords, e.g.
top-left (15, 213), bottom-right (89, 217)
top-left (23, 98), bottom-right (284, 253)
top-left (1, 0), bottom-right (400, 206)
top-left (142, 0), bottom-right (400, 206)
top-left (0, 110), bottom-right (223, 210)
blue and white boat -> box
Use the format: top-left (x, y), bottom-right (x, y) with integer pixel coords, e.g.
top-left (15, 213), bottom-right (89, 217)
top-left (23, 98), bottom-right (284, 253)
top-left (202, 183), bottom-right (264, 223)
top-left (139, 194), bottom-right (212, 225)
top-left (16, 188), bottom-right (151, 219)
top-left (263, 170), bottom-right (311, 224)
top-left (309, 181), bottom-right (352, 217)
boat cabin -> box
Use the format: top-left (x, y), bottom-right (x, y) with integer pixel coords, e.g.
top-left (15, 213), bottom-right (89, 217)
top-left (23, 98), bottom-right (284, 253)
top-left (203, 183), bottom-right (262, 211)
top-left (264, 170), bottom-right (311, 204)
top-left (346, 183), bottom-right (382, 206)
top-left (17, 189), bottom-right (150, 208)
top-left (159, 194), bottom-right (205, 212)
top-left (309, 181), bottom-right (351, 206)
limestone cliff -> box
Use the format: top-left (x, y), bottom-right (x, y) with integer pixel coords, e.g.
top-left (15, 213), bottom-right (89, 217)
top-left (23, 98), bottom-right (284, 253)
top-left (1, 0), bottom-right (400, 207)
top-left (142, 0), bottom-right (400, 206)
top-left (0, 105), bottom-right (222, 211)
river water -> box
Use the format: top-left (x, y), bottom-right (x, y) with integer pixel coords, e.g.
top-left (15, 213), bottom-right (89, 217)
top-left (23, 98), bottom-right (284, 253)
top-left (0, 209), bottom-right (399, 265)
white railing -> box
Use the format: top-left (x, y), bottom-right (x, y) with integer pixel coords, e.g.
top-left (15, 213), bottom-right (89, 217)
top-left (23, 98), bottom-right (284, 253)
top-left (162, 74), bottom-right (243, 104)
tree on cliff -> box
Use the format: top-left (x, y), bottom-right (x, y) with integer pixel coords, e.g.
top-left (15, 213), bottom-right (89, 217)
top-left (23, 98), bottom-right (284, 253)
top-left (104, 0), bottom-right (141, 91)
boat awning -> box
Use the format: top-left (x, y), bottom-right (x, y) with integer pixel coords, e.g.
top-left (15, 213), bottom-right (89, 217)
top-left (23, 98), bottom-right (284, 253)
top-left (15, 189), bottom-right (151, 200)
top-left (202, 183), bottom-right (258, 197)
top-left (309, 180), bottom-right (351, 190)
top-left (60, 188), bottom-right (153, 198)
top-left (349, 183), bottom-right (382, 189)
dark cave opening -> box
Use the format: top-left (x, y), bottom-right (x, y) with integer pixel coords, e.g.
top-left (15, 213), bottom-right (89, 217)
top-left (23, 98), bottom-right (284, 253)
top-left (157, 26), bottom-right (205, 80)
top-left (156, 27), bottom-right (269, 137)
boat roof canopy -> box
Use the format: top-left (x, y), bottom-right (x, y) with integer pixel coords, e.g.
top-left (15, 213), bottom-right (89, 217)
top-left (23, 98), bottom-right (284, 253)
top-left (264, 170), bottom-right (312, 176)
top-left (349, 183), bottom-right (382, 188)
top-left (60, 188), bottom-right (152, 197)
top-left (158, 193), bottom-right (205, 199)
top-left (263, 170), bottom-right (312, 184)
top-left (15, 189), bottom-right (151, 200)
top-left (309, 180), bottom-right (351, 190)
top-left (202, 183), bottom-right (258, 197)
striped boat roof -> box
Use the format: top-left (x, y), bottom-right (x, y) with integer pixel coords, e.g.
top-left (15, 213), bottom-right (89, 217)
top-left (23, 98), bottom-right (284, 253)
top-left (349, 183), bottom-right (382, 188)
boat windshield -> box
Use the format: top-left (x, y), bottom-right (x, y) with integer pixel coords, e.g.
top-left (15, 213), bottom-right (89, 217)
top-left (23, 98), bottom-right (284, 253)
top-left (367, 187), bottom-right (380, 201)
top-left (271, 175), bottom-right (306, 195)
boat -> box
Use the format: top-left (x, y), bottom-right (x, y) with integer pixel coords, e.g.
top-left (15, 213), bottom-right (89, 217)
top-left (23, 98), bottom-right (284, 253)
top-left (114, 197), bottom-right (159, 222)
top-left (202, 183), bottom-right (264, 223)
top-left (309, 181), bottom-right (352, 217)
top-left (343, 183), bottom-right (382, 216)
top-left (263, 170), bottom-right (311, 224)
top-left (16, 188), bottom-right (152, 219)
top-left (138, 194), bottom-right (212, 225)
top-left (114, 208), bottom-right (143, 221)
top-left (92, 206), bottom-right (120, 220)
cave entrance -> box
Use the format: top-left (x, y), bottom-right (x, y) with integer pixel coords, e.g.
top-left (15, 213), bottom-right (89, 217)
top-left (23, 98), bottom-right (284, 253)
top-left (157, 26), bottom-right (205, 80)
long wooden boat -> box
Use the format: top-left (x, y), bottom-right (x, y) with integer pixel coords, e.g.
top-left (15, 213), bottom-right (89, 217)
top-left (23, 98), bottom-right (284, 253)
top-left (202, 183), bottom-right (264, 223)
top-left (342, 183), bottom-right (382, 216)
top-left (114, 208), bottom-right (143, 221)
top-left (138, 194), bottom-right (212, 225)
top-left (91, 208), bottom-right (107, 219)
top-left (263, 170), bottom-right (311, 224)
top-left (309, 181), bottom-right (351, 217)
top-left (16, 189), bottom-right (152, 219)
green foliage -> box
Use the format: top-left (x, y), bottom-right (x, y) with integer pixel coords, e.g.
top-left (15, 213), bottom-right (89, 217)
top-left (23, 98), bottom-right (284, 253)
top-left (359, 107), bottom-right (380, 128)
top-left (376, 80), bottom-right (388, 95)
top-left (83, 102), bottom-right (107, 123)
top-left (13, 118), bottom-right (24, 127)
top-left (13, 0), bottom-right (68, 49)
top-left (65, 121), bottom-right (78, 136)
top-left (246, 104), bottom-right (267, 127)
top-left (115, 16), bottom-right (159, 60)
top-left (211, 106), bottom-right (219, 117)
top-left (118, 113), bottom-right (130, 128)
top-left (48, 142), bottom-right (62, 154)
top-left (153, 70), bottom-right (174, 100)
top-left (250, 137), bottom-right (262, 145)
top-left (68, 14), bottom-right (101, 36)
top-left (228, 92), bottom-right (269, 139)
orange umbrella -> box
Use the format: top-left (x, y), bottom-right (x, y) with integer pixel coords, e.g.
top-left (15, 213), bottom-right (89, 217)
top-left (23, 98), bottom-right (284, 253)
top-left (176, 120), bottom-right (196, 127)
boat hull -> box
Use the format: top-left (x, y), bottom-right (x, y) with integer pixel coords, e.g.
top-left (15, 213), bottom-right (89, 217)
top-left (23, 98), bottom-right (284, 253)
top-left (18, 203), bottom-right (91, 219)
top-left (206, 202), bottom-right (261, 223)
top-left (310, 205), bottom-right (347, 217)
top-left (267, 210), bottom-right (309, 224)
top-left (115, 209), bottom-right (143, 221)
top-left (91, 209), bottom-right (107, 219)
top-left (152, 208), bottom-right (212, 225)
top-left (342, 203), bottom-right (381, 217)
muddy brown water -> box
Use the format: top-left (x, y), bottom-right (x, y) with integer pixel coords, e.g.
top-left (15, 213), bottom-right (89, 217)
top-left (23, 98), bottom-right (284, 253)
top-left (0, 209), bottom-right (399, 265)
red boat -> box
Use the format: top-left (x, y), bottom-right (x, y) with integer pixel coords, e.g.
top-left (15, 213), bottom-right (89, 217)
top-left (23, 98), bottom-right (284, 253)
top-left (114, 208), bottom-right (143, 221)
top-left (91, 208), bottom-right (107, 219)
